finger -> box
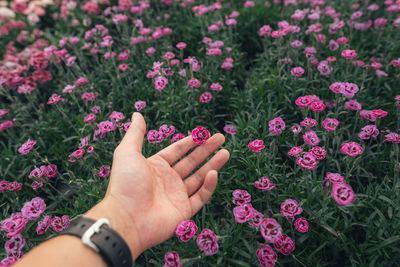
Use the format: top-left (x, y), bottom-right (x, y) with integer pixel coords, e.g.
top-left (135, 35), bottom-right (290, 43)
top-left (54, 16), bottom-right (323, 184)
top-left (189, 170), bottom-right (218, 217)
top-left (185, 149), bottom-right (229, 196)
top-left (173, 133), bottom-right (225, 178)
top-left (119, 112), bottom-right (146, 153)
top-left (153, 135), bottom-right (197, 165)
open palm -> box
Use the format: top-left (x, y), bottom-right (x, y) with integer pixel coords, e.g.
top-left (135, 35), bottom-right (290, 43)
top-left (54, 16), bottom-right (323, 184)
top-left (99, 113), bottom-right (230, 257)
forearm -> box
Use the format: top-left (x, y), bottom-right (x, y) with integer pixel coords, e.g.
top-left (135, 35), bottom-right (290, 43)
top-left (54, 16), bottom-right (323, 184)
top-left (14, 199), bottom-right (143, 267)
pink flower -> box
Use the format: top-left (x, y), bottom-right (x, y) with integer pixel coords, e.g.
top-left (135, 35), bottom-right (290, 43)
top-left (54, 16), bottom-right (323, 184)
top-left (7, 182), bottom-right (22, 192)
top-left (81, 92), bottom-right (96, 101)
top-left (325, 172), bottom-right (345, 185)
top-left (296, 152), bottom-right (318, 169)
top-left (291, 67), bottom-right (305, 77)
top-left (322, 118), bottom-right (339, 131)
top-left (384, 133), bottom-right (400, 143)
top-left (197, 229), bottom-right (219, 255)
top-left (147, 130), bottom-right (164, 143)
top-left (268, 117), bottom-right (286, 135)
top-left (248, 139), bottom-right (265, 152)
top-left (171, 133), bottom-right (185, 143)
top-left (210, 83), bottom-right (223, 91)
top-left (248, 210), bottom-right (263, 228)
top-left (155, 76), bottom-right (168, 90)
top-left (163, 251), bottom-right (182, 267)
top-left (192, 126), bottom-right (210, 145)
top-left (288, 146), bottom-right (303, 157)
top-left (4, 233), bottom-right (25, 258)
top-left (223, 125), bottom-right (237, 135)
top-left (256, 244), bottom-right (277, 267)
top-left (187, 78), bottom-right (201, 88)
top-left (175, 220), bottom-right (197, 242)
top-left (295, 96), bottom-right (313, 107)
top-left (176, 42), bottom-right (187, 50)
top-left (280, 199), bottom-right (302, 218)
top-left (233, 203), bottom-right (255, 223)
top-left (18, 139), bottom-right (36, 155)
top-left (232, 189), bottom-right (251, 205)
top-left (372, 109), bottom-right (388, 119)
top-left (332, 183), bottom-right (355, 206)
top-left (260, 218), bottom-right (282, 243)
top-left (109, 111), bottom-right (125, 122)
top-left (300, 118), bottom-right (317, 128)
top-left (36, 216), bottom-right (52, 235)
top-left (345, 100), bottom-right (362, 110)
top-left (97, 121), bottom-right (116, 132)
top-left (303, 131), bottom-right (320, 146)
top-left (254, 176), bottom-right (276, 191)
top-left (340, 142), bottom-right (363, 157)
top-left (99, 165), bottom-right (111, 178)
top-left (274, 234), bottom-right (295, 255)
top-left (0, 121), bottom-right (14, 131)
top-left (259, 25), bottom-right (272, 36)
top-left (310, 102), bottom-right (325, 112)
top-left (358, 125), bottom-right (379, 140)
top-left (21, 197), bottom-right (46, 220)
top-left (200, 92), bottom-right (212, 103)
top-left (118, 64), bottom-right (129, 71)
top-left (310, 146), bottom-right (327, 160)
top-left (134, 100), bottom-right (146, 111)
top-left (68, 149), bottom-right (85, 162)
top-left (291, 124), bottom-right (302, 135)
top-left (159, 125), bottom-right (175, 138)
top-left (341, 49), bottom-right (357, 59)
top-left (75, 77), bottom-right (89, 86)
top-left (294, 218), bottom-right (309, 233)
top-left (1, 213), bottom-right (28, 237)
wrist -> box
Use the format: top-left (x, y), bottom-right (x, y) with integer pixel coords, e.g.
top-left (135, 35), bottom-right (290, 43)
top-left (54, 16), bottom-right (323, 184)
top-left (84, 197), bottom-right (144, 261)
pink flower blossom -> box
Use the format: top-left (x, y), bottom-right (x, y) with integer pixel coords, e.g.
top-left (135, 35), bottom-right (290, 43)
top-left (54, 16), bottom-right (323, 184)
top-left (187, 78), bottom-right (201, 88)
top-left (384, 133), bottom-right (400, 143)
top-left (296, 152), bottom-right (318, 169)
top-left (159, 125), bottom-right (175, 138)
top-left (163, 251), bottom-right (182, 267)
top-left (171, 133), bottom-right (185, 143)
top-left (341, 50), bottom-right (357, 59)
top-left (233, 203), bottom-right (255, 223)
top-left (303, 131), bottom-right (320, 146)
top-left (300, 118), bottom-right (317, 128)
top-left (322, 118), bottom-right (340, 131)
top-left (294, 218), bottom-right (309, 233)
top-left (223, 125), bottom-right (237, 135)
top-left (175, 220), bottom-right (197, 242)
top-left (248, 210), bottom-right (263, 228)
top-left (147, 130), bottom-right (164, 143)
top-left (310, 146), bottom-right (327, 160)
top-left (197, 229), bottom-right (219, 255)
top-left (291, 67), bottom-right (305, 77)
top-left (18, 139), bottom-right (36, 155)
top-left (341, 142), bottom-right (363, 157)
top-left (1, 213), bottom-right (28, 237)
top-left (325, 172), bottom-right (345, 185)
top-left (256, 244), bottom-right (277, 267)
top-left (36, 216), bottom-right (52, 235)
top-left (155, 76), bottom-right (168, 90)
top-left (274, 234), bottom-right (295, 255)
top-left (232, 189), bottom-right (251, 205)
top-left (200, 92), bottom-right (212, 103)
top-left (345, 100), bottom-right (362, 110)
top-left (260, 218), bottom-right (282, 243)
top-left (332, 183), bottom-right (355, 206)
top-left (134, 100), bottom-right (146, 111)
top-left (280, 199), bottom-right (302, 218)
top-left (288, 146), bottom-right (303, 157)
top-left (99, 165), bottom-right (111, 178)
top-left (248, 139), bottom-right (265, 152)
top-left (210, 83), bottom-right (223, 91)
top-left (310, 102), bottom-right (326, 112)
top-left (269, 117), bottom-right (286, 135)
top-left (254, 176), bottom-right (276, 191)
top-left (192, 126), bottom-right (210, 145)
top-left (84, 114), bottom-right (96, 123)
top-left (358, 125), bottom-right (379, 140)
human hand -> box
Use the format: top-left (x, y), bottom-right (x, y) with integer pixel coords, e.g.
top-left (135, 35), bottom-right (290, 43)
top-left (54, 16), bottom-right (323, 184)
top-left (86, 112), bottom-right (230, 259)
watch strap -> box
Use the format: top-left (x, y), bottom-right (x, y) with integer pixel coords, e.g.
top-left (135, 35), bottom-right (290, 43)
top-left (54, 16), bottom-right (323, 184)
top-left (60, 217), bottom-right (133, 267)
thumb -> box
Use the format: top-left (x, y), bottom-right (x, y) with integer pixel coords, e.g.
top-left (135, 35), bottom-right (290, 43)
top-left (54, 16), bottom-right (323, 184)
top-left (120, 112), bottom-right (146, 153)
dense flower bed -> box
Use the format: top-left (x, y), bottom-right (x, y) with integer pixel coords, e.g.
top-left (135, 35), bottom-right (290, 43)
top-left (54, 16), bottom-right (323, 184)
top-left (1, 0), bottom-right (400, 266)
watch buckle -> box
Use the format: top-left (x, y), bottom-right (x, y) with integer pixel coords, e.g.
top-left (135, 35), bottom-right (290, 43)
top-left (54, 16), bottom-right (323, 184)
top-left (81, 218), bottom-right (111, 252)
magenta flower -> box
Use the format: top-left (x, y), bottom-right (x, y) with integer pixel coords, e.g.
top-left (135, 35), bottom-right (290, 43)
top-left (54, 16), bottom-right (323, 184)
top-left (274, 234), bottom-right (295, 255)
top-left (21, 197), bottom-right (46, 220)
top-left (332, 183), bottom-right (355, 206)
top-left (248, 139), bottom-right (265, 152)
top-left (200, 92), bottom-right (212, 103)
top-left (187, 78), bottom-right (201, 88)
top-left (340, 142), bottom-right (363, 157)
top-left (233, 203), bottom-right (255, 223)
top-left (134, 100), bottom-right (146, 111)
top-left (1, 213), bottom-right (28, 237)
top-left (171, 133), bottom-right (185, 143)
top-left (295, 96), bottom-right (313, 107)
top-left (155, 76), bottom-right (168, 90)
top-left (296, 152), bottom-right (318, 169)
top-left (341, 49), bottom-right (357, 59)
top-left (358, 125), bottom-right (379, 140)
top-left (5, 234), bottom-right (25, 258)
top-left (294, 218), bottom-right (309, 233)
top-left (163, 251), bottom-right (182, 267)
top-left (268, 117), bottom-right (286, 135)
top-left (303, 130), bottom-right (320, 146)
top-left (325, 172), bottom-right (345, 185)
top-left (291, 67), bottom-right (305, 77)
top-left (192, 126), bottom-right (210, 145)
top-left (99, 165), bottom-right (111, 178)
top-left (291, 124), bottom-right (302, 135)
top-left (310, 146), bottom-right (327, 160)
top-left (84, 114), bottom-right (96, 124)
top-left (68, 149), bottom-right (85, 162)
top-left (36, 216), bottom-right (52, 235)
top-left (384, 133), bottom-right (400, 143)
top-left (300, 118), bottom-right (317, 128)
top-left (288, 147), bottom-right (303, 157)
top-left (322, 118), bottom-right (339, 131)
top-left (232, 189), bottom-right (251, 205)
top-left (109, 111), bottom-right (125, 122)
top-left (310, 102), bottom-right (326, 112)
top-left (280, 199), bottom-right (302, 218)
top-left (97, 121), bottom-right (116, 133)
top-left (51, 216), bottom-right (70, 232)
top-left (175, 220), bottom-right (198, 242)
top-left (197, 229), bottom-right (219, 255)
top-left (18, 139), bottom-right (36, 155)
top-left (256, 244), bottom-right (277, 267)
top-left (254, 176), bottom-right (276, 191)
top-left (159, 125), bottom-right (175, 138)
top-left (345, 100), bottom-right (362, 110)
top-left (223, 125), bottom-right (237, 135)
top-left (248, 210), bottom-right (263, 228)
top-left (75, 77), bottom-right (89, 86)
top-left (147, 130), bottom-right (164, 143)
top-left (260, 218), bottom-right (282, 243)
top-left (210, 83), bottom-right (223, 91)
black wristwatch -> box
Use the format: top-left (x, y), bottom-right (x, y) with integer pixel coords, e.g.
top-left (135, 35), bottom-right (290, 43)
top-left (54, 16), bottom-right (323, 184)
top-left (59, 217), bottom-right (133, 267)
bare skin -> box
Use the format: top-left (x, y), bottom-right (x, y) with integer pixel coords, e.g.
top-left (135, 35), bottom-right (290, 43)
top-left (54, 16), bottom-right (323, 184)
top-left (15, 112), bottom-right (230, 266)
